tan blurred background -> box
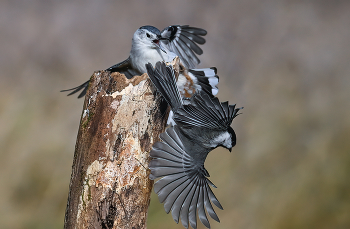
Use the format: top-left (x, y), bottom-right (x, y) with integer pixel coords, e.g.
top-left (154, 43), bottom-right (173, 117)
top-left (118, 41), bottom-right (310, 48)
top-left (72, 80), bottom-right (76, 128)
top-left (1, 0), bottom-right (349, 228)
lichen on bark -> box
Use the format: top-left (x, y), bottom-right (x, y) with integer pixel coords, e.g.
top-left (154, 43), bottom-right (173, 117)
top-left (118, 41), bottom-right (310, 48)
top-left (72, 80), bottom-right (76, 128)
top-left (64, 70), bottom-right (168, 229)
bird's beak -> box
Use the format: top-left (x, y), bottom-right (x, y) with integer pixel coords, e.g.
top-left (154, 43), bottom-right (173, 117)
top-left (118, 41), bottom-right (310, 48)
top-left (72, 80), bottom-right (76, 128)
top-left (229, 148), bottom-right (232, 152)
top-left (153, 39), bottom-right (167, 54)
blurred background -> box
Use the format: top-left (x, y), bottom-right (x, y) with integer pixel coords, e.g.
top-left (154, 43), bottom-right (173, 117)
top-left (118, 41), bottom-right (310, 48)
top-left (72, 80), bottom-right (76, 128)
top-left (1, 0), bottom-right (349, 228)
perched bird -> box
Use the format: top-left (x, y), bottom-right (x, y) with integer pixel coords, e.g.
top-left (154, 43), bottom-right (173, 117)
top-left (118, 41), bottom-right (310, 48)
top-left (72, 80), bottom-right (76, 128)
top-left (146, 62), bottom-right (242, 228)
top-left (61, 25), bottom-right (208, 98)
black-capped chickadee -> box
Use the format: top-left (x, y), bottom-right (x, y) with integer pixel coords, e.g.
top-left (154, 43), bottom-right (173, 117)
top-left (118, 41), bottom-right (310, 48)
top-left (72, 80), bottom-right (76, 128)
top-left (146, 61), bottom-right (242, 228)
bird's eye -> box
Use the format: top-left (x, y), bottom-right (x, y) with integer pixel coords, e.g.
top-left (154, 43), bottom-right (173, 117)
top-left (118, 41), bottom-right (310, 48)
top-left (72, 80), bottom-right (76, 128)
top-left (146, 33), bottom-right (151, 38)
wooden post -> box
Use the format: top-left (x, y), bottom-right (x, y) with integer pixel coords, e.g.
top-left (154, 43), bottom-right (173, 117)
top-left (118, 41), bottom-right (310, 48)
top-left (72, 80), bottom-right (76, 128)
top-left (64, 70), bottom-right (168, 229)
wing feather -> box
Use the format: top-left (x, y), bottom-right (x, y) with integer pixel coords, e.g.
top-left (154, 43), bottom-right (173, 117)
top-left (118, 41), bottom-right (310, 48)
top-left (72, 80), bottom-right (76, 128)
top-left (188, 181), bottom-right (200, 229)
top-left (197, 179), bottom-right (210, 228)
top-left (203, 185), bottom-right (220, 222)
top-left (60, 80), bottom-right (90, 98)
top-left (61, 57), bottom-right (136, 98)
top-left (181, 30), bottom-right (206, 45)
top-left (149, 127), bottom-right (222, 228)
top-left (160, 25), bottom-right (207, 68)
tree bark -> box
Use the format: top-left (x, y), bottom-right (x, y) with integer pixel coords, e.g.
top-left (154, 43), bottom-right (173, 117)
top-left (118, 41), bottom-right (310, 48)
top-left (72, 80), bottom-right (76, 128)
top-left (64, 71), bottom-right (168, 229)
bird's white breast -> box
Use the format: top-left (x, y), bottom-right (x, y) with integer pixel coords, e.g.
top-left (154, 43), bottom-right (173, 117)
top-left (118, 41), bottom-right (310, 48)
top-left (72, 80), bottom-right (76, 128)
top-left (130, 45), bottom-right (163, 74)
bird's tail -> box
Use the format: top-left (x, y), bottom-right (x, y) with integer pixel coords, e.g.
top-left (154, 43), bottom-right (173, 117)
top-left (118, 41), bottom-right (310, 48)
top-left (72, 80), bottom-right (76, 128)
top-left (146, 61), bottom-right (183, 111)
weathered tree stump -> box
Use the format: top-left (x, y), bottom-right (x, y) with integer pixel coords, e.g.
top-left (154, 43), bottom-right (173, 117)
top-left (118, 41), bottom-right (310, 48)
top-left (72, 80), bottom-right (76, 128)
top-left (64, 71), bottom-right (168, 229)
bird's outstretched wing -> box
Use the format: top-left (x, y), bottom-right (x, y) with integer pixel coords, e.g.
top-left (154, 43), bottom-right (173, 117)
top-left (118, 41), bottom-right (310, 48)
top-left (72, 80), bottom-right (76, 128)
top-left (175, 92), bottom-right (242, 130)
top-left (160, 25), bottom-right (207, 69)
top-left (149, 127), bottom-right (222, 229)
top-left (61, 57), bottom-right (137, 98)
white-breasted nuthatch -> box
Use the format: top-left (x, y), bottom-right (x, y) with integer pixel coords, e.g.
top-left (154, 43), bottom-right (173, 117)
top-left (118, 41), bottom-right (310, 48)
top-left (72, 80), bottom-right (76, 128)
top-left (61, 25), bottom-right (208, 98)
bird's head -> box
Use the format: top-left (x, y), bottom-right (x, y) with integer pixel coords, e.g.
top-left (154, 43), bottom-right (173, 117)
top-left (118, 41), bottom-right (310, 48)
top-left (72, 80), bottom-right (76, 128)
top-left (134, 26), bottom-right (167, 53)
top-left (212, 127), bottom-right (236, 152)
top-left (226, 127), bottom-right (237, 152)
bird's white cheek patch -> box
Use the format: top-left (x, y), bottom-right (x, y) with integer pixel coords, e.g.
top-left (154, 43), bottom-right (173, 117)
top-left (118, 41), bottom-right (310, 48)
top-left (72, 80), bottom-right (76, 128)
top-left (212, 132), bottom-right (231, 148)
